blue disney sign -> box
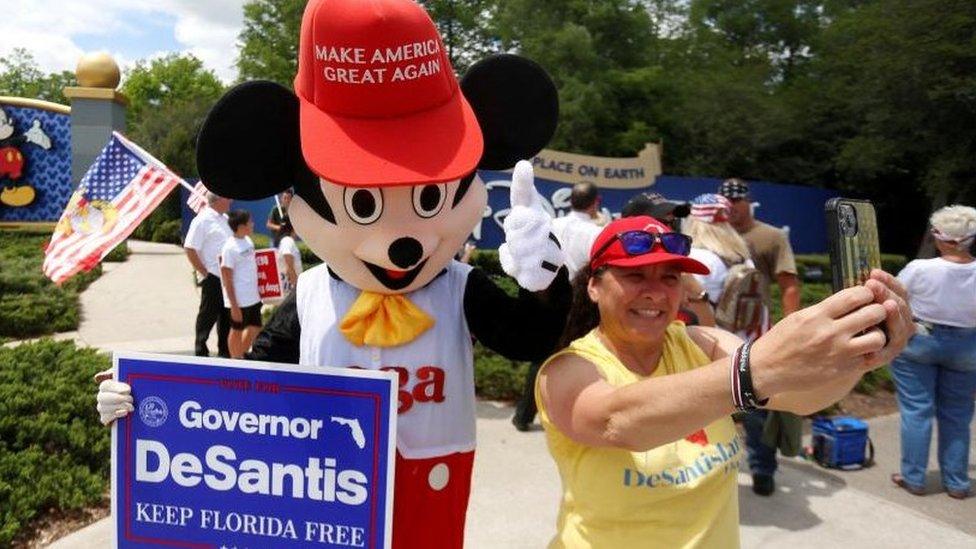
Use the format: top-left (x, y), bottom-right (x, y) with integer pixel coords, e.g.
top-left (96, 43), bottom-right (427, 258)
top-left (113, 353), bottom-right (398, 549)
top-left (0, 100), bottom-right (72, 223)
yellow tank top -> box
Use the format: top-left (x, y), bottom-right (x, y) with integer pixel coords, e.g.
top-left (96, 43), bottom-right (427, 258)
top-left (536, 322), bottom-right (742, 548)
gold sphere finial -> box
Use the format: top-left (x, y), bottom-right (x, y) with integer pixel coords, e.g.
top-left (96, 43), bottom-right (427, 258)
top-left (75, 52), bottom-right (121, 89)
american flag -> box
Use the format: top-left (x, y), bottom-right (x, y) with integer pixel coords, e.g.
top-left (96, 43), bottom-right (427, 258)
top-left (43, 132), bottom-right (183, 284)
top-left (690, 193), bottom-right (732, 224)
top-left (186, 180), bottom-right (208, 214)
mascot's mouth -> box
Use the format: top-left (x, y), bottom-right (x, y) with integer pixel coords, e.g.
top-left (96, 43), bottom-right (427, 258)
top-left (363, 259), bottom-right (429, 290)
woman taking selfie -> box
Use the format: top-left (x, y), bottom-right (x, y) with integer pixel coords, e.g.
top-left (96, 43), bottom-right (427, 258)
top-left (536, 215), bottom-right (914, 548)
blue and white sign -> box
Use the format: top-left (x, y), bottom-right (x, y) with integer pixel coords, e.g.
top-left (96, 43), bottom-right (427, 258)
top-left (474, 171), bottom-right (839, 254)
top-left (112, 353), bottom-right (398, 549)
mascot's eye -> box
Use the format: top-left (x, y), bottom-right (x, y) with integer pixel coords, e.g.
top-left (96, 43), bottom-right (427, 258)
top-left (343, 187), bottom-right (383, 225)
top-left (412, 183), bottom-right (446, 218)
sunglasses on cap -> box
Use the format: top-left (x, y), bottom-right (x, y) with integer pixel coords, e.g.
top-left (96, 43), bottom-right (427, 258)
top-left (591, 230), bottom-right (693, 265)
top-left (932, 227), bottom-right (975, 246)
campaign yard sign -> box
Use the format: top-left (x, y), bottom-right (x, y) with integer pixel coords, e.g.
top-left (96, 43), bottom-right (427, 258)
top-left (255, 248), bottom-right (283, 301)
top-left (112, 353), bottom-right (398, 549)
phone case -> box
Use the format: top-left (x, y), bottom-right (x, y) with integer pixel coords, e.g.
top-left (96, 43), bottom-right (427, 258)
top-left (825, 198), bottom-right (881, 292)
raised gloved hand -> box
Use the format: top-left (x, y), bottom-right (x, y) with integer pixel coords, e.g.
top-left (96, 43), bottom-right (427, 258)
top-left (24, 120), bottom-right (51, 150)
top-left (498, 160), bottom-right (564, 291)
top-left (95, 368), bottom-right (133, 425)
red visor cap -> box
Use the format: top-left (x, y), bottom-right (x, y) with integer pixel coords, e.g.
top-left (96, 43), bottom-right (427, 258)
top-left (589, 216), bottom-right (710, 275)
top-left (295, 0), bottom-right (484, 187)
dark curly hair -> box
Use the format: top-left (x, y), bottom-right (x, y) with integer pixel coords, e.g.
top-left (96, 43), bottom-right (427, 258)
top-left (558, 265), bottom-right (606, 349)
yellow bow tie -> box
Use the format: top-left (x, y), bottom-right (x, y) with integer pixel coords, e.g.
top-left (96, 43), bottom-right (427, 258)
top-left (339, 291), bottom-right (435, 347)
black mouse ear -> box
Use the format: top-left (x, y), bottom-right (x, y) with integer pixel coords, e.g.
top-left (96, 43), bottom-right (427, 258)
top-left (461, 54), bottom-right (558, 171)
top-left (196, 80), bottom-right (315, 200)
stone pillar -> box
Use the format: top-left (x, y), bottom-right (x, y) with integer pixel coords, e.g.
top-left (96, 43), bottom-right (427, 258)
top-left (63, 52), bottom-right (128, 187)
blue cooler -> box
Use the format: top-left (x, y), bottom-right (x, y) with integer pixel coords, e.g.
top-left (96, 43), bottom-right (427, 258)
top-left (811, 416), bottom-right (874, 470)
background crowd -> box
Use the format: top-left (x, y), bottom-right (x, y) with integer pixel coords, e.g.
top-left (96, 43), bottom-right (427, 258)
top-left (184, 190), bottom-right (302, 359)
top-left (186, 171), bottom-right (975, 510)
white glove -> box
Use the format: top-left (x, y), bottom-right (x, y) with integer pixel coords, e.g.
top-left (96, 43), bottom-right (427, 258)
top-left (498, 160), bottom-right (564, 291)
top-left (95, 368), bottom-right (133, 425)
top-left (25, 120), bottom-right (51, 149)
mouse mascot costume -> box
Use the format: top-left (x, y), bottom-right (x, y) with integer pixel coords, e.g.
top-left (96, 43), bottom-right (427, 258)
top-left (98, 0), bottom-right (569, 547)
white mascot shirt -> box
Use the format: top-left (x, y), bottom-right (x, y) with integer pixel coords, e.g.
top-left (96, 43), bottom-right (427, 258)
top-left (296, 261), bottom-right (476, 459)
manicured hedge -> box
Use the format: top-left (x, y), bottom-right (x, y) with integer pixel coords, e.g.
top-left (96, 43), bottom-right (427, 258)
top-left (151, 219), bottom-right (183, 244)
top-left (474, 342), bottom-right (531, 401)
top-left (131, 192), bottom-right (181, 243)
top-left (103, 241), bottom-right (130, 262)
top-left (0, 340), bottom-right (110, 546)
top-left (794, 253), bottom-right (908, 282)
top-left (0, 232), bottom-right (103, 339)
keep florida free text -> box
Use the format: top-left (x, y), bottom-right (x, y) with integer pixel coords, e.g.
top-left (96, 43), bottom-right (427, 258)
top-left (135, 399), bottom-right (368, 504)
top-left (135, 502), bottom-right (365, 547)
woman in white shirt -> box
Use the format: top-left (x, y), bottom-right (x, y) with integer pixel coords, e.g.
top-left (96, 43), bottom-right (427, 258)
top-left (890, 205), bottom-right (976, 500)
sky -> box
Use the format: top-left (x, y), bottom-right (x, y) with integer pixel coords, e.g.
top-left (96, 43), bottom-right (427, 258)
top-left (2, 0), bottom-right (248, 83)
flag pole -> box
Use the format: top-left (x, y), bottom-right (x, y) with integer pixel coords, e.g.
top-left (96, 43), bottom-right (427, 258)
top-left (182, 180), bottom-right (208, 202)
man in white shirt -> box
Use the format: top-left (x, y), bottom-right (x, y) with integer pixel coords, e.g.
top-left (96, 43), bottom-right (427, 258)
top-left (220, 210), bottom-right (263, 358)
top-left (184, 191), bottom-right (233, 357)
top-left (550, 181), bottom-right (604, 280)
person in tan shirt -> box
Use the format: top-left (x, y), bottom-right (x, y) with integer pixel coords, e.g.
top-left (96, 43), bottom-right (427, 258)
top-left (720, 178), bottom-right (801, 317)
top-left (719, 177), bottom-right (802, 496)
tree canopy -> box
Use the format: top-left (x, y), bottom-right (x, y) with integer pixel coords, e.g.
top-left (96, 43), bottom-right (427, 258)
top-left (119, 53), bottom-right (225, 177)
top-left (0, 49), bottom-right (76, 105)
top-left (3, 0), bottom-right (974, 254)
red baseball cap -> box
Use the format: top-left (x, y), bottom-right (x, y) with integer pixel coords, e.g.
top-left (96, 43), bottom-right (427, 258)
top-left (589, 216), bottom-right (710, 274)
top-left (294, 0), bottom-right (484, 187)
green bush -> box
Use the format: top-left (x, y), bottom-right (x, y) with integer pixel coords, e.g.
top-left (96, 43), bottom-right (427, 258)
top-left (131, 191), bottom-right (180, 242)
top-left (103, 241), bottom-right (130, 262)
top-left (297, 241), bottom-right (323, 268)
top-left (251, 233), bottom-right (271, 249)
top-left (0, 340), bottom-right (110, 546)
top-left (855, 367), bottom-right (893, 395)
top-left (474, 342), bottom-right (529, 401)
top-left (794, 253), bottom-right (908, 281)
top-left (769, 280), bottom-right (895, 397)
top-left (62, 264), bottom-right (102, 295)
top-left (469, 249), bottom-right (503, 276)
top-left (768, 282), bottom-right (833, 324)
top-left (151, 219), bottom-right (183, 244)
top-left (0, 292), bottom-right (79, 338)
top-left (0, 232), bottom-right (103, 338)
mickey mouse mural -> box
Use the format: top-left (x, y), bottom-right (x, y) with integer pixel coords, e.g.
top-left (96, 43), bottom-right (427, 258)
top-left (0, 106), bottom-right (52, 207)
top-left (197, 0), bottom-right (567, 546)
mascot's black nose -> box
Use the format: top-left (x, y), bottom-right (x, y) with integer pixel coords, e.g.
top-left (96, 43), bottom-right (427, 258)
top-left (388, 237), bottom-right (423, 269)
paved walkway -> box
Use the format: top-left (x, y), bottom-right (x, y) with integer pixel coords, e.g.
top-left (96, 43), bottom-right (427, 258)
top-left (48, 241), bottom-right (975, 547)
top-left (74, 240), bottom-right (211, 354)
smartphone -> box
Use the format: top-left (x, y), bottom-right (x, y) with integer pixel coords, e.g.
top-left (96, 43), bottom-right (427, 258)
top-left (825, 198), bottom-right (882, 293)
